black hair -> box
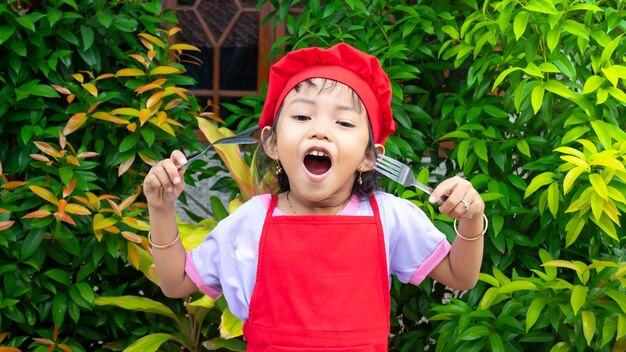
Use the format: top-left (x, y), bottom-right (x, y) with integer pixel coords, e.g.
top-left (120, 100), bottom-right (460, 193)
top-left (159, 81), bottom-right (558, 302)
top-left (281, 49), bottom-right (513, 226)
top-left (254, 79), bottom-right (380, 199)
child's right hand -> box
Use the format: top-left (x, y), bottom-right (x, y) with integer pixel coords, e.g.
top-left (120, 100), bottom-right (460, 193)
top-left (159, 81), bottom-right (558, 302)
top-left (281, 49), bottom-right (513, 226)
top-left (143, 150), bottom-right (187, 209)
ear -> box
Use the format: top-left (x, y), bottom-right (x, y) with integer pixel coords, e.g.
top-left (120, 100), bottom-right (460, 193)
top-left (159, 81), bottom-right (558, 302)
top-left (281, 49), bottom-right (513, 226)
top-left (359, 144), bottom-right (385, 171)
top-left (261, 126), bottom-right (279, 161)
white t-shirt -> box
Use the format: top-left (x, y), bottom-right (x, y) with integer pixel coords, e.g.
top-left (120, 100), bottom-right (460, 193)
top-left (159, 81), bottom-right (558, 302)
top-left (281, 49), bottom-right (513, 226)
top-left (185, 191), bottom-right (451, 322)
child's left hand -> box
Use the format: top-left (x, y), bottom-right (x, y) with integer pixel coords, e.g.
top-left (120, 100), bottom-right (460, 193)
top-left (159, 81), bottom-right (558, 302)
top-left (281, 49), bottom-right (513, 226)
top-left (429, 176), bottom-right (484, 221)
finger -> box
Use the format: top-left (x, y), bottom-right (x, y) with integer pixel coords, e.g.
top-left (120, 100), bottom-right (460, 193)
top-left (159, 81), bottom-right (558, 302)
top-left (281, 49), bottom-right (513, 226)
top-left (171, 150), bottom-right (187, 171)
top-left (161, 157), bottom-right (183, 188)
top-left (151, 163), bottom-right (175, 193)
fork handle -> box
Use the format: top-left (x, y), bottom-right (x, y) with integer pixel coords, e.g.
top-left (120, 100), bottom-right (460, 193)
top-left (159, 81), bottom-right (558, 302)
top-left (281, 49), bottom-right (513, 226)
top-left (411, 181), bottom-right (448, 203)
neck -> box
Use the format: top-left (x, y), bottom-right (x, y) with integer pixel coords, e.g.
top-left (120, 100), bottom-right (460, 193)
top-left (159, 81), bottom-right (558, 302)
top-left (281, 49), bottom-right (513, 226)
top-left (284, 191), bottom-right (351, 215)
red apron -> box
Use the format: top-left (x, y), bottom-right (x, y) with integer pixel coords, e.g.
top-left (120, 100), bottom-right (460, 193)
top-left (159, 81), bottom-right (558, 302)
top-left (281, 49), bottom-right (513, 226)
top-left (243, 195), bottom-right (390, 351)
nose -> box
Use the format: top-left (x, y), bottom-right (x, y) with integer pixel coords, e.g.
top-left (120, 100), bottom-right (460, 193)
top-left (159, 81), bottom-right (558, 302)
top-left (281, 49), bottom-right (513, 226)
top-left (307, 119), bottom-right (333, 141)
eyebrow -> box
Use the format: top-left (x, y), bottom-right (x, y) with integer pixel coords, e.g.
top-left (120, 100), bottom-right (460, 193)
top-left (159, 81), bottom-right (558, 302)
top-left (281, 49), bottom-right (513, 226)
top-left (288, 97), bottom-right (356, 112)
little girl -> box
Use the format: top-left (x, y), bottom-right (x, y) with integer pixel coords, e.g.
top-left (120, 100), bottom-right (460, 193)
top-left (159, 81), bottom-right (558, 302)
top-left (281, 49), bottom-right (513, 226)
top-left (143, 43), bottom-right (485, 351)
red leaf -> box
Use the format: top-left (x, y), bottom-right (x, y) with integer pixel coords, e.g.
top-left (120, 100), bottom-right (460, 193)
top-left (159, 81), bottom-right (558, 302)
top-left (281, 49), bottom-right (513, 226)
top-left (23, 210), bottom-right (52, 219)
top-left (0, 220), bottom-right (15, 230)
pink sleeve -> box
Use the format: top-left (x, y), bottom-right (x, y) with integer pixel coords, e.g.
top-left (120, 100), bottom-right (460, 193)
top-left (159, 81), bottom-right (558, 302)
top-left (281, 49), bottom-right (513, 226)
top-left (185, 251), bottom-right (222, 299)
top-left (408, 240), bottom-right (451, 285)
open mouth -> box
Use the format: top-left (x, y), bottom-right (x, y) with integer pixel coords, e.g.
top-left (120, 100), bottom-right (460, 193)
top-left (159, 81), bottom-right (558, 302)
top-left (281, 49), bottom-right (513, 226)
top-left (303, 150), bottom-right (332, 175)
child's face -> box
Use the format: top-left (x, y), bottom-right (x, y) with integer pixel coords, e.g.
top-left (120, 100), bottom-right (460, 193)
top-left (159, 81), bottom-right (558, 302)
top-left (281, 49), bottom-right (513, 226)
top-left (264, 78), bottom-right (380, 203)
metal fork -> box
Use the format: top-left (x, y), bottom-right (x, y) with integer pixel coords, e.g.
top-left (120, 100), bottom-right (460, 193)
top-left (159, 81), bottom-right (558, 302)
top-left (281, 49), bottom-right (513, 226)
top-left (179, 126), bottom-right (259, 168)
top-left (375, 154), bottom-right (448, 202)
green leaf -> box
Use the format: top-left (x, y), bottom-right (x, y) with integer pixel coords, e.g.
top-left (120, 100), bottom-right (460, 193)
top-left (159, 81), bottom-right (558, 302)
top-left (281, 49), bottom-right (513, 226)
top-left (605, 289), bottom-right (626, 314)
top-left (120, 133), bottom-right (141, 153)
top-left (601, 317), bottom-right (617, 347)
top-left (513, 11), bottom-right (529, 41)
top-left (546, 25), bottom-right (560, 52)
top-left (562, 20), bottom-right (589, 36)
top-left (25, 85), bottom-right (61, 98)
top-left (498, 280), bottom-right (538, 294)
top-left (202, 338), bottom-right (247, 351)
top-left (600, 34), bottom-right (623, 67)
top-left (493, 67), bottom-right (522, 89)
top-left (44, 268), bottom-right (71, 286)
top-left (589, 173), bottom-right (608, 200)
top-left (220, 307), bottom-right (243, 338)
top-left (94, 296), bottom-right (176, 319)
top-left (123, 333), bottom-right (173, 352)
top-left (526, 297), bottom-right (547, 332)
top-left (525, 172), bottom-right (555, 198)
top-left (81, 25), bottom-right (95, 51)
top-left (582, 75), bottom-right (605, 94)
top-left (570, 285), bottom-right (588, 315)
top-left (52, 291), bottom-right (67, 327)
top-left (590, 120), bottom-right (613, 150)
top-left (525, 0), bottom-right (558, 14)
top-left (473, 139), bottom-right (488, 161)
top-left (459, 326), bottom-right (490, 340)
top-left (544, 80), bottom-right (573, 98)
top-left (582, 311), bottom-right (596, 346)
top-left (547, 182), bottom-right (559, 218)
top-left (15, 15), bottom-right (35, 32)
top-left (517, 139), bottom-right (531, 158)
top-left (549, 342), bottom-right (571, 352)
top-left (489, 333), bottom-right (505, 352)
top-left (0, 25), bottom-right (16, 45)
top-left (531, 85), bottom-right (544, 114)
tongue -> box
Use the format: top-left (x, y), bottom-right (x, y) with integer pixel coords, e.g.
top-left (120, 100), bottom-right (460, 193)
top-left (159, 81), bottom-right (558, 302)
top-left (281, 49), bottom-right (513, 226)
top-left (304, 157), bottom-right (331, 175)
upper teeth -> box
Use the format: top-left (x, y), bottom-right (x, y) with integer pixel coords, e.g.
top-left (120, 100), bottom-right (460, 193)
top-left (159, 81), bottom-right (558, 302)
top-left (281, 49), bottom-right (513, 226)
top-left (308, 150), bottom-right (328, 157)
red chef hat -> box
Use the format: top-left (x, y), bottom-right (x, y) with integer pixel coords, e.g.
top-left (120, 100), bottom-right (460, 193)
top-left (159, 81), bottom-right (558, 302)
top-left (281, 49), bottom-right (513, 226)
top-left (259, 43), bottom-right (395, 144)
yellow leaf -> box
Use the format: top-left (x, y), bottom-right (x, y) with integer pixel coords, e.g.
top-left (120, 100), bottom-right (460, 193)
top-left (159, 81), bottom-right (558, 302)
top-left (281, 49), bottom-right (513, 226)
top-left (34, 141), bottom-right (62, 158)
top-left (118, 154), bottom-right (135, 177)
top-left (164, 98), bottom-right (182, 110)
top-left (129, 54), bottom-right (147, 65)
top-left (54, 211), bottom-right (76, 225)
top-left (219, 307), bottom-right (243, 339)
top-left (82, 83), bottom-right (98, 97)
top-left (563, 166), bottom-right (585, 194)
top-left (96, 73), bottom-right (115, 80)
top-left (63, 112), bottom-right (87, 135)
top-left (122, 216), bottom-right (151, 231)
top-left (169, 43), bottom-right (201, 52)
top-left (582, 311), bottom-right (596, 346)
top-left (116, 68), bottom-right (146, 77)
top-left (93, 213), bottom-right (118, 231)
top-left (110, 108), bottom-right (140, 117)
top-left (168, 27), bottom-right (182, 36)
top-left (127, 242), bottom-right (140, 268)
top-left (72, 73), bottom-right (84, 83)
top-left (138, 33), bottom-right (165, 48)
top-left (589, 173), bottom-right (608, 200)
top-left (1, 181), bottom-right (27, 189)
top-left (167, 118), bottom-right (183, 127)
top-left (602, 200), bottom-right (620, 225)
top-left (127, 122), bottom-right (137, 132)
top-left (146, 91), bottom-right (164, 109)
top-left (164, 86), bottom-right (188, 101)
top-left (157, 111), bottom-right (167, 125)
top-left (107, 199), bottom-right (122, 217)
top-left (29, 185), bottom-right (59, 205)
top-left (122, 231), bottom-right (142, 243)
top-left (87, 101), bottom-right (100, 113)
top-left (135, 83), bottom-right (162, 95)
top-left (139, 108), bottom-right (151, 126)
top-left (150, 66), bottom-right (184, 75)
top-left (149, 119), bottom-right (176, 136)
top-left (92, 112), bottom-right (129, 125)
top-left (138, 152), bottom-right (158, 167)
top-left (66, 155), bottom-right (80, 166)
top-left (65, 203), bottom-right (91, 215)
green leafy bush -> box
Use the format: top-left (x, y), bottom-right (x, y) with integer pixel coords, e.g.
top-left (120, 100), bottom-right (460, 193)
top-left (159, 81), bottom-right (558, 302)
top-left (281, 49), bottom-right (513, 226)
top-left (253, 1), bottom-right (626, 351)
top-left (0, 1), bottom-right (224, 350)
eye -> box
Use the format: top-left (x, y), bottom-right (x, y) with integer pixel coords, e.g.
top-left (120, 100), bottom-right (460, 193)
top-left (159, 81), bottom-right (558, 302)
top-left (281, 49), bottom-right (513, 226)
top-left (292, 114), bottom-right (310, 121)
top-left (336, 120), bottom-right (355, 128)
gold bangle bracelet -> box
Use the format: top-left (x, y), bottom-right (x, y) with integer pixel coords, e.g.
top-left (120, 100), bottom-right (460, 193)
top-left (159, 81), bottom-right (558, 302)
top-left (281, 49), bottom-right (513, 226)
top-left (453, 213), bottom-right (488, 241)
top-left (148, 231), bottom-right (180, 249)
